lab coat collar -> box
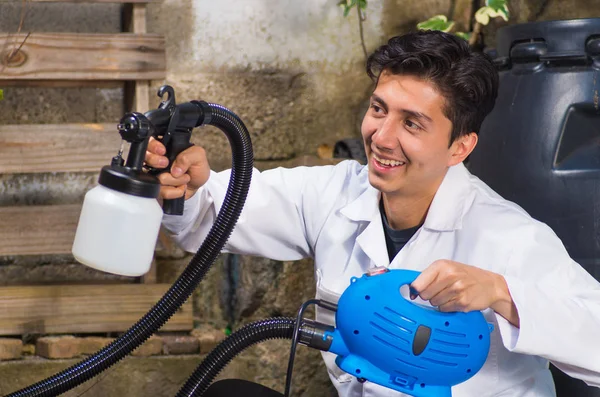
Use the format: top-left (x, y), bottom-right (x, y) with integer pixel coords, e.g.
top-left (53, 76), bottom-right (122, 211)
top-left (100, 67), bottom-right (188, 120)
top-left (423, 162), bottom-right (473, 232)
top-left (340, 162), bottom-right (472, 232)
top-left (339, 173), bottom-right (387, 266)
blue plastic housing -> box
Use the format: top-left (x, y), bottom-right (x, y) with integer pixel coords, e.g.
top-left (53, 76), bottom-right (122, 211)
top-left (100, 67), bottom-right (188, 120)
top-left (326, 269), bottom-right (492, 397)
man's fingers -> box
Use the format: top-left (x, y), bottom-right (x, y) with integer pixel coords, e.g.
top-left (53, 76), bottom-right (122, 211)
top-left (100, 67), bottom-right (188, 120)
top-left (410, 265), bottom-right (444, 300)
top-left (171, 147), bottom-right (207, 178)
top-left (410, 268), bottom-right (436, 294)
top-left (428, 285), bottom-right (456, 307)
top-left (145, 152), bottom-right (169, 169)
top-left (158, 172), bottom-right (191, 187)
top-left (147, 145), bottom-right (209, 201)
top-left (147, 138), bottom-right (166, 155)
top-left (161, 185), bottom-right (187, 200)
top-left (170, 151), bottom-right (193, 178)
top-left (438, 299), bottom-right (464, 313)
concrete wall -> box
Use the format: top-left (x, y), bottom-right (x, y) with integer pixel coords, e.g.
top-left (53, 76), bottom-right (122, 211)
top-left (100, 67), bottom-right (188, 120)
top-left (146, 0), bottom-right (387, 165)
top-left (1, 0), bottom-right (600, 396)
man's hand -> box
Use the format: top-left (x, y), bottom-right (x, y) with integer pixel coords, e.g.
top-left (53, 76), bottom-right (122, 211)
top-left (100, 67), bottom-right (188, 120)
top-left (411, 260), bottom-right (520, 327)
top-left (145, 138), bottom-right (211, 201)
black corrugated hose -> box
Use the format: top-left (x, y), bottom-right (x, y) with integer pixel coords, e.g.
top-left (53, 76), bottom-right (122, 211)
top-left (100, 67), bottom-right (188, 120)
top-left (176, 317), bottom-right (295, 397)
top-left (5, 103), bottom-right (253, 397)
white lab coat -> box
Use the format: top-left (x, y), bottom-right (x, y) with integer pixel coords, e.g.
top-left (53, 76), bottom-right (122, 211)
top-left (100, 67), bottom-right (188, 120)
top-left (163, 160), bottom-right (600, 397)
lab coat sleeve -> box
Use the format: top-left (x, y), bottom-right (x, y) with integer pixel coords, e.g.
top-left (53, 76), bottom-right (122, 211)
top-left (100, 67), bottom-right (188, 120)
top-left (494, 221), bottom-right (600, 387)
top-left (161, 163), bottom-right (348, 261)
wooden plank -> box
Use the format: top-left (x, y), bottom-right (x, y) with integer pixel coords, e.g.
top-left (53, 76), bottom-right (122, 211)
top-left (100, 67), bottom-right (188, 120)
top-left (133, 3), bottom-right (150, 113)
top-left (0, 80), bottom-right (123, 88)
top-left (29, 0), bottom-right (157, 3)
top-left (0, 123), bottom-right (124, 174)
top-left (0, 33), bottom-right (166, 81)
top-left (123, 3), bottom-right (151, 113)
top-left (0, 204), bottom-right (81, 256)
top-left (0, 284), bottom-right (193, 335)
top-left (132, 3), bottom-right (147, 32)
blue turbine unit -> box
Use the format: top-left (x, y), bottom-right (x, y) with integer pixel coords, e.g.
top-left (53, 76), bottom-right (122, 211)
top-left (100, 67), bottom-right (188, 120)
top-left (326, 269), bottom-right (493, 397)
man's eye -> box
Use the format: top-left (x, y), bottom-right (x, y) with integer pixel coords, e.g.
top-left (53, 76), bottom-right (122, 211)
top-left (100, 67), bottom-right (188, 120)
top-left (405, 119), bottom-right (421, 130)
top-left (370, 104), bottom-right (383, 113)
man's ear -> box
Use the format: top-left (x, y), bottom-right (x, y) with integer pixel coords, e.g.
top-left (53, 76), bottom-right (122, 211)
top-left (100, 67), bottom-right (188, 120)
top-left (448, 132), bottom-right (478, 166)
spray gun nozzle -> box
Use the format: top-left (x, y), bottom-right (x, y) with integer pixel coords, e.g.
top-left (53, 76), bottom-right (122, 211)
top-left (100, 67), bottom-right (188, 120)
top-left (117, 123), bottom-right (132, 131)
top-left (117, 113), bottom-right (152, 144)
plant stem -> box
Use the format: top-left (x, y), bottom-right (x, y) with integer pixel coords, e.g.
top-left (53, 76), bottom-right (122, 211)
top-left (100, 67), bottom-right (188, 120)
top-left (469, 21), bottom-right (482, 46)
top-left (357, 5), bottom-right (368, 61)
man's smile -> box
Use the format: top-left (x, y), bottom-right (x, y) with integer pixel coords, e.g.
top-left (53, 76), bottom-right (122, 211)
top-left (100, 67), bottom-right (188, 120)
top-left (371, 153), bottom-right (406, 170)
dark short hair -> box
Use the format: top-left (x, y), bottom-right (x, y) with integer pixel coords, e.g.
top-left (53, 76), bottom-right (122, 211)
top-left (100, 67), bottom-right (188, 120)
top-left (366, 30), bottom-right (499, 145)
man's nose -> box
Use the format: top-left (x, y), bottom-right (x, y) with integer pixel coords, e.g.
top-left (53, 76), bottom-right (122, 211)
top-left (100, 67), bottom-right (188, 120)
top-left (372, 119), bottom-right (398, 150)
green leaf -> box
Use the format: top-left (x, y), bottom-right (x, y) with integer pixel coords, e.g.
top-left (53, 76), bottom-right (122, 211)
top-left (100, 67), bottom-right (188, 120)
top-left (475, 5), bottom-right (509, 25)
top-left (455, 32), bottom-right (471, 41)
top-left (417, 15), bottom-right (455, 33)
top-left (486, 0), bottom-right (507, 11)
top-left (0, 89), bottom-right (3, 101)
top-left (484, 0), bottom-right (510, 21)
top-left (339, 0), bottom-right (360, 17)
top-left (357, 0), bottom-right (368, 10)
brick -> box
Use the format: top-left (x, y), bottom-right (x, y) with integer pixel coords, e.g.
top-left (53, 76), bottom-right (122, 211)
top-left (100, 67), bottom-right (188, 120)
top-left (80, 337), bottom-right (114, 355)
top-left (191, 325), bottom-right (226, 354)
top-left (131, 335), bottom-right (162, 357)
top-left (161, 335), bottom-right (199, 355)
top-left (22, 344), bottom-right (35, 356)
top-left (36, 336), bottom-right (80, 359)
top-left (0, 338), bottom-right (22, 361)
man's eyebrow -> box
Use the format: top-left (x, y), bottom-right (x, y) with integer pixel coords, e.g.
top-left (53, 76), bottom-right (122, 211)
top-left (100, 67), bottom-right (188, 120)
top-left (370, 94), bottom-right (388, 112)
top-left (402, 109), bottom-right (433, 124)
top-left (371, 94), bottom-right (433, 124)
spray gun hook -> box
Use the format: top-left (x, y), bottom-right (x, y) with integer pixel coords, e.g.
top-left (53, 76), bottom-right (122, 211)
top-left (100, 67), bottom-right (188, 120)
top-left (157, 85), bottom-right (176, 110)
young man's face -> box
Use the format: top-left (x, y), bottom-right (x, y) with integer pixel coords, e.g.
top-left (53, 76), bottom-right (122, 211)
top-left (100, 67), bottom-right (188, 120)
top-left (361, 72), bottom-right (474, 199)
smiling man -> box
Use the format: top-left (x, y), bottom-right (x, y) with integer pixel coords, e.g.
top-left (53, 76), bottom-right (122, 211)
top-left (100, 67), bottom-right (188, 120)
top-left (147, 31), bottom-right (600, 396)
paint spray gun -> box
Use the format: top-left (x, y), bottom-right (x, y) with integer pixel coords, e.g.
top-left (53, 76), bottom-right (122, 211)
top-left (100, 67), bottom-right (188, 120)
top-left (183, 268), bottom-right (495, 396)
top-left (285, 268), bottom-right (494, 397)
top-left (71, 85), bottom-right (207, 276)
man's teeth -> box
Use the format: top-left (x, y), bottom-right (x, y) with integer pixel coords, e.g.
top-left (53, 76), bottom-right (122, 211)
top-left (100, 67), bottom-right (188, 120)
top-left (374, 154), bottom-right (405, 167)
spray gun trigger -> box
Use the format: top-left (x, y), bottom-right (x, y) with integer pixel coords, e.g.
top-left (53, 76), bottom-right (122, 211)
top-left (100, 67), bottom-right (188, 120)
top-left (159, 131), bottom-right (172, 147)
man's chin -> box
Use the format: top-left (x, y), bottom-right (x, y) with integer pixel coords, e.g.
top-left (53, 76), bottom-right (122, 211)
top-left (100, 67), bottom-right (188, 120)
top-left (368, 173), bottom-right (391, 193)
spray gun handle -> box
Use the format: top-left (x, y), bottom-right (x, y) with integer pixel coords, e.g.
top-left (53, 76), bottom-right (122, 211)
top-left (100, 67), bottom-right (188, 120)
top-left (145, 95), bottom-right (207, 215)
top-left (160, 130), bottom-right (194, 215)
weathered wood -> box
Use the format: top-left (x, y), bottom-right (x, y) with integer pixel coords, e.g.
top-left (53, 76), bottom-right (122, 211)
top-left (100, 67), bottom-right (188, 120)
top-left (0, 33), bottom-right (165, 81)
top-left (133, 3), bottom-right (147, 33)
top-left (0, 123), bottom-right (124, 174)
top-left (0, 204), bottom-right (81, 256)
top-left (0, 284), bottom-right (193, 335)
top-left (29, 0), bottom-right (157, 3)
top-left (133, 4), bottom-right (150, 113)
top-left (0, 80), bottom-right (123, 88)
top-left (123, 3), bottom-right (151, 113)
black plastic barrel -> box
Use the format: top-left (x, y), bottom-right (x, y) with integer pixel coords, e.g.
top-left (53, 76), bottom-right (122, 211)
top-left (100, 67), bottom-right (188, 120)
top-left (468, 19), bottom-right (600, 397)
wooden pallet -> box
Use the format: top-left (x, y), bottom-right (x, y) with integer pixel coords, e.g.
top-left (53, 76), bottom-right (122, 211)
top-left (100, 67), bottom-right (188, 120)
top-left (0, 0), bottom-right (193, 336)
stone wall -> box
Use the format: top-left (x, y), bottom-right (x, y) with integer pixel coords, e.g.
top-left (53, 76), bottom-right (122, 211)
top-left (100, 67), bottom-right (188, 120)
top-left (1, 0), bottom-right (599, 396)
